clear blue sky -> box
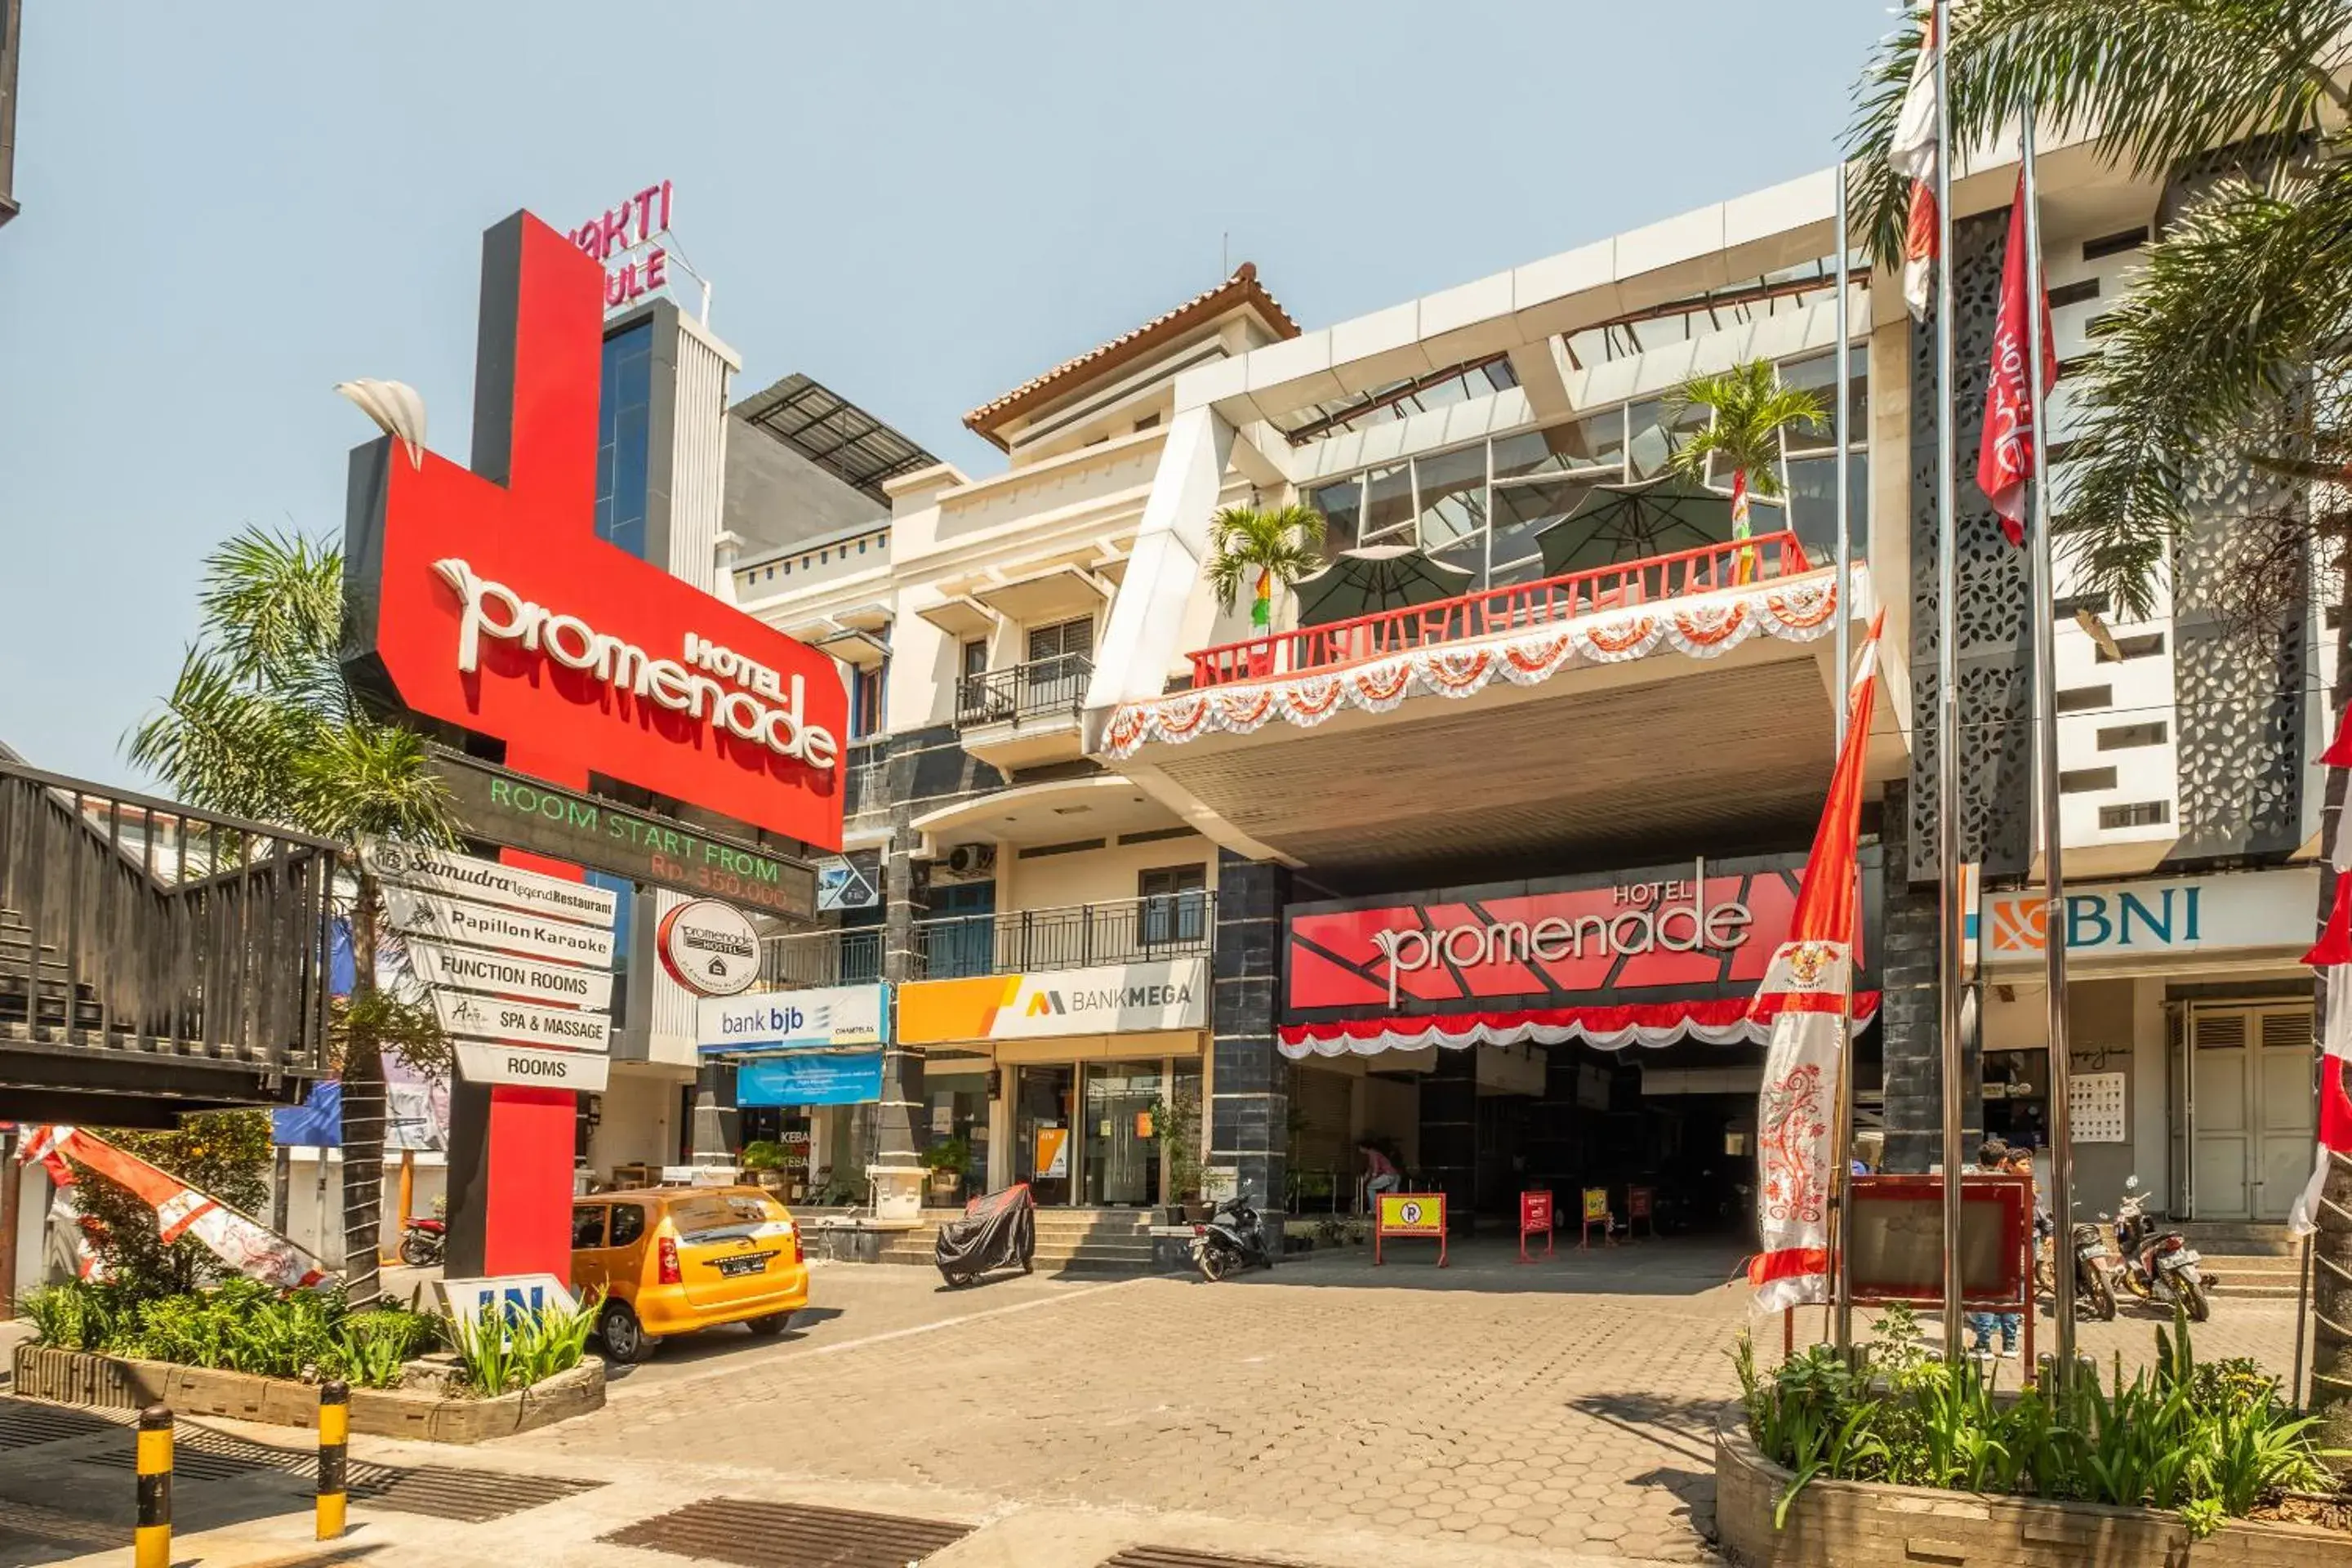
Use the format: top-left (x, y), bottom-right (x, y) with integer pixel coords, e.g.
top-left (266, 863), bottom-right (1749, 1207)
top-left (0, 2), bottom-right (1893, 789)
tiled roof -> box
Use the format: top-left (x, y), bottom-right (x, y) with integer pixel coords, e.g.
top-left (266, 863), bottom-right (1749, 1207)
top-left (962, 263), bottom-right (1300, 449)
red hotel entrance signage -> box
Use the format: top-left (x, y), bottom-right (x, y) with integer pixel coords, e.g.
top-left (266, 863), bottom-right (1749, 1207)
top-left (344, 212), bottom-right (845, 853)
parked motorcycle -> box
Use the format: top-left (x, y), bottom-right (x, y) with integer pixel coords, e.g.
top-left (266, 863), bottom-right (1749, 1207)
top-left (2031, 1209), bottom-right (2121, 1321)
top-left (2109, 1175), bottom-right (2211, 1321)
top-left (1192, 1190), bottom-right (1272, 1281)
top-left (397, 1214), bottom-right (446, 1267)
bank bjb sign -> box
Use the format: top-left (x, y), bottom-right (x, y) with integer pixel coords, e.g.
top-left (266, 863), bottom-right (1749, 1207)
top-left (1285, 855), bottom-right (1836, 1017)
top-left (696, 985), bottom-right (886, 1054)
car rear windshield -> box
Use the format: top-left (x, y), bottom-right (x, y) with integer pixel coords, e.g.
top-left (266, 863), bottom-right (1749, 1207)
top-left (666, 1192), bottom-right (789, 1239)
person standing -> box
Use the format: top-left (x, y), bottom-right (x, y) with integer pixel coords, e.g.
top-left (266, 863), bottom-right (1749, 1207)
top-left (1963, 1138), bottom-right (2022, 1359)
top-left (1357, 1138), bottom-right (1401, 1208)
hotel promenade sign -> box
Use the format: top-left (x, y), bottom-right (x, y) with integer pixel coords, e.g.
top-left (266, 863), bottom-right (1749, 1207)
top-left (1284, 853), bottom-right (1876, 1020)
top-left (342, 212), bottom-right (848, 851)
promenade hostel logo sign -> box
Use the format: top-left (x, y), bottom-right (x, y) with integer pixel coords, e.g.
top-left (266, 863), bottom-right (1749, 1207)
top-left (1285, 853), bottom-right (1855, 1019)
top-left (898, 957), bottom-right (1206, 1047)
top-left (653, 898), bottom-right (761, 998)
top-left (695, 986), bottom-right (887, 1054)
top-left (341, 212), bottom-right (849, 851)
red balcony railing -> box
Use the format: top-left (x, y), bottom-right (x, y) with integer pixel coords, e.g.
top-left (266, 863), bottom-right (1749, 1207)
top-left (1187, 530), bottom-right (1815, 689)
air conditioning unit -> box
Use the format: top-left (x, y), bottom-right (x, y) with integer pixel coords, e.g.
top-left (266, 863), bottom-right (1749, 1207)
top-left (945, 843), bottom-right (997, 877)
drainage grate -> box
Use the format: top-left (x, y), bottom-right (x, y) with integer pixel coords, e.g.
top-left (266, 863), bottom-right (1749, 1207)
top-left (602, 1498), bottom-right (974, 1566)
top-left (0, 1399), bottom-right (120, 1451)
top-left (78, 1419), bottom-right (309, 1485)
top-left (81, 1441), bottom-right (274, 1485)
top-left (1101, 1552), bottom-right (1330, 1568)
top-left (345, 1463), bottom-right (604, 1523)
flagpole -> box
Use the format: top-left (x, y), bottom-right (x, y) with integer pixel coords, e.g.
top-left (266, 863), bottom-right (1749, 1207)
top-left (1829, 157), bottom-right (1859, 1359)
top-left (2018, 114), bottom-right (2076, 1383)
top-left (1931, 0), bottom-right (1968, 1370)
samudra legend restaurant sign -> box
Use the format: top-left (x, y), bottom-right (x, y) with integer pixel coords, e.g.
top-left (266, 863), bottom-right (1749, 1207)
top-left (341, 212), bottom-right (848, 853)
top-left (1279, 853), bottom-right (1881, 1058)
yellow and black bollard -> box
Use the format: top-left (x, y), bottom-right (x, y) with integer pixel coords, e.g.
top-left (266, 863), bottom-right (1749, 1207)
top-left (315, 1379), bottom-right (350, 1539)
top-left (134, 1404), bottom-right (172, 1568)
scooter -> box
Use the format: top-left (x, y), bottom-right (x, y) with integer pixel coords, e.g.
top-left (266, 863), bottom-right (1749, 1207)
top-left (2110, 1175), bottom-right (2211, 1321)
top-left (2032, 1209), bottom-right (2121, 1321)
top-left (397, 1214), bottom-right (447, 1267)
top-left (1192, 1190), bottom-right (1272, 1281)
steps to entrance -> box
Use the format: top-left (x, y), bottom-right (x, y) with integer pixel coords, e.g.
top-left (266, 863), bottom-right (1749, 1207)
top-left (856, 1207), bottom-right (1165, 1276)
top-left (2178, 1223), bottom-right (2305, 1298)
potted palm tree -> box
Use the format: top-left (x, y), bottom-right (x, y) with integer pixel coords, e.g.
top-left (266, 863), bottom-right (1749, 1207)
top-left (1664, 361), bottom-right (1824, 585)
top-left (1205, 503), bottom-right (1327, 675)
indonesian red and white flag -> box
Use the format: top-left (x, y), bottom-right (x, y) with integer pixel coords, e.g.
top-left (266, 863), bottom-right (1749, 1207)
top-left (2289, 702), bottom-right (2352, 1236)
top-left (1888, 5), bottom-right (1941, 320)
top-left (1976, 173), bottom-right (2060, 546)
top-left (21, 1125), bottom-right (337, 1292)
top-left (1748, 611), bottom-right (1886, 1312)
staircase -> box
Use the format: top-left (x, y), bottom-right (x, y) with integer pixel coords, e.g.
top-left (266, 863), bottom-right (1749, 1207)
top-left (2178, 1223), bottom-right (2304, 1299)
top-left (866, 1206), bottom-right (1165, 1276)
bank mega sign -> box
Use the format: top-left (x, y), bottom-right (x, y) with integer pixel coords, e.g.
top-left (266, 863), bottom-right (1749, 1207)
top-left (1977, 866), bottom-right (2316, 968)
top-left (342, 212), bottom-right (847, 850)
top-left (898, 957), bottom-right (1206, 1046)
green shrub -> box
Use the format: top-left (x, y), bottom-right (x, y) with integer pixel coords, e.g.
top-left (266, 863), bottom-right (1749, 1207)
top-left (1735, 1307), bottom-right (2336, 1536)
top-left (19, 1276), bottom-right (437, 1390)
top-left (739, 1139), bottom-right (787, 1172)
top-left (450, 1290), bottom-right (600, 1397)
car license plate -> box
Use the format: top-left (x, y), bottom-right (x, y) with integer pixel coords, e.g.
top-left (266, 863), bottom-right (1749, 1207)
top-left (2162, 1250), bottom-right (2201, 1269)
top-left (715, 1252), bottom-right (773, 1278)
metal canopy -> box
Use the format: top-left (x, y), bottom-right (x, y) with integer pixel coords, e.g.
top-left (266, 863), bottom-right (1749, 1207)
top-left (734, 374), bottom-right (940, 505)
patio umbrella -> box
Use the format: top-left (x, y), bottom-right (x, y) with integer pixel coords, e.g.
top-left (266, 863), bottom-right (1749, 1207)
top-left (1531, 474), bottom-right (1773, 578)
top-left (1294, 546), bottom-right (1472, 626)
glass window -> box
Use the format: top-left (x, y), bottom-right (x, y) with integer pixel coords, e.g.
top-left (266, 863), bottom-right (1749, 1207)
top-left (667, 1192), bottom-right (789, 1236)
top-left (1783, 452), bottom-right (1870, 564)
top-left (1308, 475), bottom-right (1363, 555)
top-left (961, 639), bottom-right (988, 679)
top-left (1138, 864), bottom-right (1209, 947)
top-left (1080, 1061), bottom-right (1165, 1207)
top-left (608, 1203), bottom-right (646, 1248)
top-left (595, 320), bottom-right (655, 560)
top-left (1490, 478), bottom-right (1600, 582)
top-left (570, 1204), bottom-right (608, 1250)
top-left (1625, 397), bottom-right (1708, 481)
top-left (585, 871), bottom-right (633, 1030)
top-left (1361, 464), bottom-right (1414, 547)
top-left (1411, 445), bottom-right (1486, 551)
top-left (1778, 351), bottom-right (1867, 454)
top-left (1494, 411), bottom-right (1624, 480)
top-left (851, 664), bottom-right (885, 740)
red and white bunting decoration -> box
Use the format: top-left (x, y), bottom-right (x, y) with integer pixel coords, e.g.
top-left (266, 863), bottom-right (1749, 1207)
top-left (1102, 577), bottom-right (1838, 758)
top-left (1888, 4), bottom-right (1941, 321)
top-left (2290, 701), bottom-right (2352, 1236)
top-left (1748, 612), bottom-right (1886, 1313)
top-left (20, 1125), bottom-right (336, 1293)
top-left (1976, 172), bottom-right (2060, 545)
top-left (1277, 994), bottom-right (1882, 1059)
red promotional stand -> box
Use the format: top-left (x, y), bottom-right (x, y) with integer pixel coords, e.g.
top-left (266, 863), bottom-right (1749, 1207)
top-left (1627, 1184), bottom-right (1656, 1240)
top-left (1374, 1192), bottom-right (1448, 1267)
top-left (1518, 1190), bottom-right (1554, 1263)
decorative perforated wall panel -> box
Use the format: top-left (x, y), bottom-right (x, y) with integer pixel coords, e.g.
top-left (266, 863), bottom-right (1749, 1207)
top-left (1909, 210), bottom-right (2034, 882)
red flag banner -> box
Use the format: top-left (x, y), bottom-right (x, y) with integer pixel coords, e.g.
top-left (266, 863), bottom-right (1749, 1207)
top-left (1976, 172), bottom-right (2060, 545)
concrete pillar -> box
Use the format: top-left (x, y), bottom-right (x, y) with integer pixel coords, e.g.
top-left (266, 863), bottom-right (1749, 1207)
top-left (1209, 851), bottom-right (1289, 1224)
top-left (1877, 780), bottom-right (1979, 1170)
top-left (876, 828), bottom-right (930, 1167)
top-left (1418, 1050), bottom-right (1478, 1230)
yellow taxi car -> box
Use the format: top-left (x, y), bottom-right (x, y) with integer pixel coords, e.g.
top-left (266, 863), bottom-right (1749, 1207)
top-left (570, 1185), bottom-right (808, 1363)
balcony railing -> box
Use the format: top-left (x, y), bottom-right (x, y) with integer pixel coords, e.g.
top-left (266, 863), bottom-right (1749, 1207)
top-left (761, 925), bottom-right (884, 990)
top-left (754, 893), bottom-right (1214, 991)
top-left (915, 891), bottom-right (1213, 979)
top-left (0, 758), bottom-right (337, 1070)
top-left (1188, 531), bottom-right (1814, 689)
top-left (955, 654), bottom-right (1093, 728)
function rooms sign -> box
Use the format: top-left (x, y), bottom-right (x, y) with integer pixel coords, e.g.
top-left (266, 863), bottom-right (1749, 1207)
top-left (365, 840), bottom-right (619, 1090)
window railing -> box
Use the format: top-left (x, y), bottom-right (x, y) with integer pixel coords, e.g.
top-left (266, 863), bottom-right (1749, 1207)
top-left (916, 892), bottom-right (1213, 979)
top-left (0, 758), bottom-right (337, 1069)
top-left (955, 654), bottom-right (1093, 728)
top-left (1187, 530), bottom-right (1814, 689)
top-left (760, 925), bottom-right (884, 990)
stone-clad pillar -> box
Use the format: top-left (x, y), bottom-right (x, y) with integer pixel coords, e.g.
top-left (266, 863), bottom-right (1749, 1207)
top-left (1211, 851), bottom-right (1290, 1227)
top-left (1417, 1050), bottom-right (1478, 1229)
top-left (875, 826), bottom-right (929, 1167)
top-left (1876, 781), bottom-right (1977, 1171)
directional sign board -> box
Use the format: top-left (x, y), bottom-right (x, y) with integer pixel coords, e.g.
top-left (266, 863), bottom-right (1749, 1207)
top-left (432, 989), bottom-right (612, 1052)
top-left (382, 885), bottom-right (616, 969)
top-left (453, 1040), bottom-right (610, 1091)
top-left (361, 839), bottom-right (618, 926)
top-left (403, 938), bottom-right (615, 1011)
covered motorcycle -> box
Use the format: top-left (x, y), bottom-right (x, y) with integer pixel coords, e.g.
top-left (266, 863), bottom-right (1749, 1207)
top-left (933, 1182), bottom-right (1036, 1288)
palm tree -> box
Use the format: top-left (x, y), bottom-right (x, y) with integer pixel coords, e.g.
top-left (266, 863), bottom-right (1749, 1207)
top-left (1664, 360), bottom-right (1826, 581)
top-left (1205, 502), bottom-right (1328, 633)
top-left (130, 527), bottom-right (454, 1306)
top-left (1849, 0), bottom-right (2352, 1437)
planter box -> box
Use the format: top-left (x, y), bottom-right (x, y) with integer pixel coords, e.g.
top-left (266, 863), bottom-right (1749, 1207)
top-left (1715, 1412), bottom-right (2352, 1567)
top-left (11, 1343), bottom-right (604, 1446)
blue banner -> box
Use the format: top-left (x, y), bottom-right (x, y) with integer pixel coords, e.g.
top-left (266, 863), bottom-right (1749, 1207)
top-left (735, 1050), bottom-right (884, 1107)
